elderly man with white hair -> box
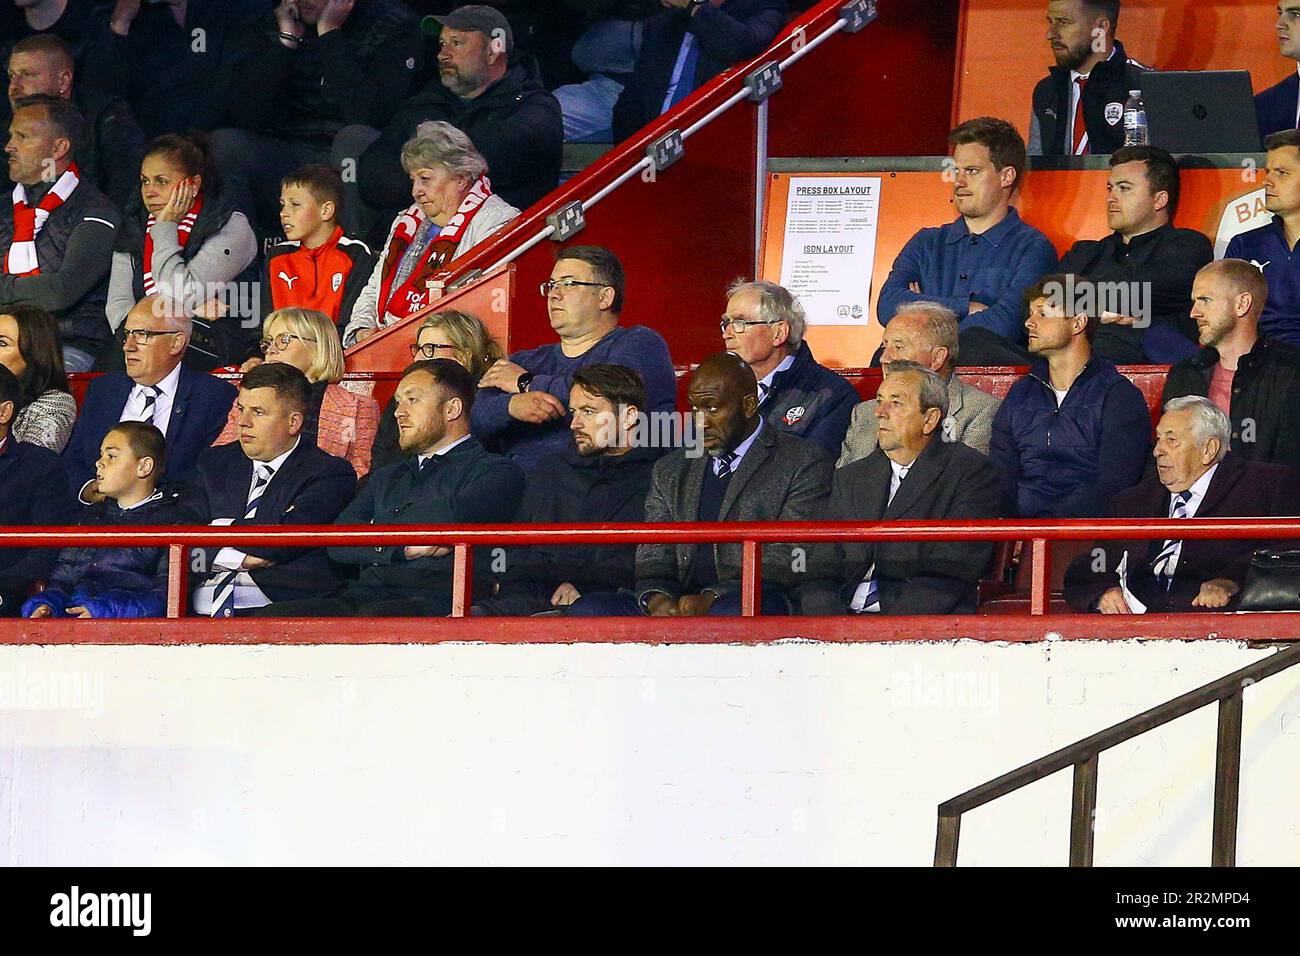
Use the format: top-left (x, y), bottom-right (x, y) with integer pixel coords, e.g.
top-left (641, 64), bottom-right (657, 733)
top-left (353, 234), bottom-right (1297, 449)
top-left (344, 120), bottom-right (519, 347)
top-left (839, 300), bottom-right (1001, 466)
top-left (720, 278), bottom-right (857, 455)
top-left (1065, 395), bottom-right (1300, 614)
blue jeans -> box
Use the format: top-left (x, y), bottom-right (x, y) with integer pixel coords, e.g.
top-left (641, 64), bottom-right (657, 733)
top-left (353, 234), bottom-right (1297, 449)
top-left (554, 75), bottom-right (624, 143)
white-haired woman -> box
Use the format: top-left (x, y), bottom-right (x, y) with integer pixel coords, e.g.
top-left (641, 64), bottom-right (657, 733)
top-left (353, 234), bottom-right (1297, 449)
top-left (343, 121), bottom-right (519, 347)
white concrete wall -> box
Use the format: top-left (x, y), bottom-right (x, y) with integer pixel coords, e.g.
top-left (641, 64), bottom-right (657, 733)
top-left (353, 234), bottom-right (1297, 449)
top-left (1, 639), bottom-right (1297, 866)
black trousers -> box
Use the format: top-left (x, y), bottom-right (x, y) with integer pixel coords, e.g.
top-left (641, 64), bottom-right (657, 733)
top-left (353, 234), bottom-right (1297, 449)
top-left (250, 586), bottom-right (452, 618)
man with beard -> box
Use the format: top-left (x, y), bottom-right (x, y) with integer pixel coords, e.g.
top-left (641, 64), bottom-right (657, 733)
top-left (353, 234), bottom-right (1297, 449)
top-left (258, 358), bottom-right (525, 617)
top-left (989, 274), bottom-right (1150, 518)
top-left (877, 117), bottom-right (1058, 365)
top-left (1028, 0), bottom-right (1150, 156)
top-left (358, 4), bottom-right (562, 216)
top-left (475, 363), bottom-right (660, 616)
top-left (1224, 129), bottom-right (1300, 345)
top-left (635, 352), bottom-right (833, 617)
top-left (1161, 259), bottom-right (1300, 475)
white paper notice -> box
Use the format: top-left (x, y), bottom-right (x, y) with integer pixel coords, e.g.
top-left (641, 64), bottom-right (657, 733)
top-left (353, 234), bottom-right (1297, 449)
top-left (1117, 550), bottom-right (1148, 615)
top-left (778, 176), bottom-right (882, 326)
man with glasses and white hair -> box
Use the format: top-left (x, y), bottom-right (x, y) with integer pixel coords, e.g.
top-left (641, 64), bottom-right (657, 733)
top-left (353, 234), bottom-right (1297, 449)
top-left (472, 244), bottom-right (675, 473)
top-left (720, 278), bottom-right (856, 455)
top-left (62, 295), bottom-right (235, 494)
top-left (1065, 395), bottom-right (1300, 614)
top-left (839, 300), bottom-right (1001, 466)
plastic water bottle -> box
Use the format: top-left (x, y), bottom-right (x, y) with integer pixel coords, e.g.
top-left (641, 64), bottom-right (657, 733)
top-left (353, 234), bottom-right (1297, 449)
top-left (1123, 90), bottom-right (1149, 146)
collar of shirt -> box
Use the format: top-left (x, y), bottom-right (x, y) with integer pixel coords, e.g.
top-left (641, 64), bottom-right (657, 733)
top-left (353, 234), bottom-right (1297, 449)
top-left (137, 360), bottom-right (183, 403)
top-left (722, 418), bottom-right (764, 473)
top-left (944, 206), bottom-right (1022, 246)
top-left (118, 489), bottom-right (164, 512)
top-left (418, 433), bottom-right (473, 470)
top-left (1116, 221), bottom-right (1173, 252)
top-left (1176, 462), bottom-right (1219, 519)
top-left (1069, 45), bottom-right (1117, 84)
top-left (757, 353), bottom-right (796, 397)
top-left (253, 436), bottom-right (301, 481)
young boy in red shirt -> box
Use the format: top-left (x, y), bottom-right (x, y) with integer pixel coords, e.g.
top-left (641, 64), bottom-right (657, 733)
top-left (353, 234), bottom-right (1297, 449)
top-left (262, 165), bottom-right (375, 332)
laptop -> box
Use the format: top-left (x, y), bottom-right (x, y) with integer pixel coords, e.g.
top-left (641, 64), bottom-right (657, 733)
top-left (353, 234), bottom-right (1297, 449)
top-left (1139, 70), bottom-right (1262, 154)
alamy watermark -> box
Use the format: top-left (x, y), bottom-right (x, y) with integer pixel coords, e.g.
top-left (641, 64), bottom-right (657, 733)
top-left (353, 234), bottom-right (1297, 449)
top-left (1041, 276), bottom-right (1153, 328)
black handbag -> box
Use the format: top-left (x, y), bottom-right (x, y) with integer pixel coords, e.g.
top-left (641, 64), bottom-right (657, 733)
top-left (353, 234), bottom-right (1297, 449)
top-left (1237, 550), bottom-right (1300, 611)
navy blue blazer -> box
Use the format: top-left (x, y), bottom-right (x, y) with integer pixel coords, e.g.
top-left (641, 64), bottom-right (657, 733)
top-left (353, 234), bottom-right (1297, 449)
top-left (0, 437), bottom-right (75, 614)
top-left (62, 365), bottom-right (237, 491)
top-left (611, 0), bottom-right (789, 142)
top-left (182, 438), bottom-right (357, 603)
top-left (1256, 72), bottom-right (1299, 140)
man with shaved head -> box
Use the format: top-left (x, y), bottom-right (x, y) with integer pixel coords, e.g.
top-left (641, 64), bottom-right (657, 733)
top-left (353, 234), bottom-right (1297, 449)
top-left (5, 33), bottom-right (146, 211)
top-left (809, 361), bottom-right (1003, 616)
top-left (635, 352), bottom-right (834, 617)
top-left (1161, 258), bottom-right (1300, 474)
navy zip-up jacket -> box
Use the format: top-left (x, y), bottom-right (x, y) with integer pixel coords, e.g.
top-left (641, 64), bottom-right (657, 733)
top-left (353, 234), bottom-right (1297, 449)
top-left (1255, 72), bottom-right (1299, 141)
top-left (989, 356), bottom-right (1151, 518)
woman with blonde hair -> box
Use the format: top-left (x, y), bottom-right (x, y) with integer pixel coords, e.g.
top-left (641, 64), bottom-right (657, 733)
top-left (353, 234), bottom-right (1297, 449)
top-left (370, 309), bottom-right (504, 472)
top-left (215, 307), bottom-right (379, 476)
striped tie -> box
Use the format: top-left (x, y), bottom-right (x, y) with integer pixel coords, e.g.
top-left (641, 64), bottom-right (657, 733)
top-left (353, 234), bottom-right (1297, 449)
top-left (209, 464), bottom-right (275, 618)
top-left (138, 385), bottom-right (161, 426)
top-left (714, 451), bottom-right (737, 477)
top-left (1152, 490), bottom-right (1192, 588)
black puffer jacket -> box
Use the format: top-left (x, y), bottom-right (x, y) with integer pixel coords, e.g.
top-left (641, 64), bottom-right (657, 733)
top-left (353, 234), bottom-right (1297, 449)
top-left (22, 487), bottom-right (187, 619)
top-left (359, 58), bottom-right (563, 214)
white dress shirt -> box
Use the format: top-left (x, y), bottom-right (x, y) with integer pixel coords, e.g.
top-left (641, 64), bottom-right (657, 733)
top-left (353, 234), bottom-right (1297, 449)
top-left (757, 354), bottom-right (795, 407)
top-left (192, 438), bottom-right (301, 615)
top-left (120, 361), bottom-right (183, 436)
top-left (1157, 462), bottom-right (1218, 580)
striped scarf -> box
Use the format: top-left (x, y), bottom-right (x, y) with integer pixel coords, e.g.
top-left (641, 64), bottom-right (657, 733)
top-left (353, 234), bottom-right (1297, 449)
top-left (142, 195), bottom-right (203, 296)
top-left (5, 164), bottom-right (81, 276)
top-left (376, 175), bottom-right (493, 322)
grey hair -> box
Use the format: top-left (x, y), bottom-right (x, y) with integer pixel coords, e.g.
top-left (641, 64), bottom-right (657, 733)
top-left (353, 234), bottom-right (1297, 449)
top-left (893, 300), bottom-right (960, 368)
top-left (727, 279), bottom-right (806, 351)
top-left (400, 120), bottom-right (488, 182)
top-left (883, 359), bottom-right (949, 419)
top-left (1163, 396), bottom-right (1230, 462)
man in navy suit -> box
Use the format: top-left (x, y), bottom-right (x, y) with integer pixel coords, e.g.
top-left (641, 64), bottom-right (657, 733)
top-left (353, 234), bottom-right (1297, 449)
top-left (1256, 2), bottom-right (1300, 139)
top-left (610, 0), bottom-right (788, 142)
top-left (184, 362), bottom-right (356, 618)
top-left (0, 365), bottom-right (74, 614)
top-left (62, 295), bottom-right (236, 495)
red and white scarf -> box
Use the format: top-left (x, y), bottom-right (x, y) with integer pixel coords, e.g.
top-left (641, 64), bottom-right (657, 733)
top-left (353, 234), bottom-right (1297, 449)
top-left (5, 164), bottom-right (81, 276)
top-left (377, 175), bottom-right (493, 321)
top-left (142, 194), bottom-right (203, 295)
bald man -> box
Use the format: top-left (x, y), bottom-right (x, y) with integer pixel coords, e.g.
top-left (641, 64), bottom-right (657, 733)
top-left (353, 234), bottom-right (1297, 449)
top-left (1161, 258), bottom-right (1300, 475)
top-left (634, 352), bottom-right (834, 617)
top-left (62, 296), bottom-right (235, 492)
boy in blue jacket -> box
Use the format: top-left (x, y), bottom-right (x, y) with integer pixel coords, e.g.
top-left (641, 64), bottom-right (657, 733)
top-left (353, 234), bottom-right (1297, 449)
top-left (24, 422), bottom-right (183, 619)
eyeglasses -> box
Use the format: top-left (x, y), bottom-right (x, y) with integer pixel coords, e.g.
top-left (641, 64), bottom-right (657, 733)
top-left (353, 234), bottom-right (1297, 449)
top-left (409, 342), bottom-right (460, 359)
top-left (719, 317), bottom-right (782, 334)
top-left (539, 278), bottom-right (609, 297)
top-left (260, 332), bottom-right (315, 354)
top-left (123, 328), bottom-right (183, 345)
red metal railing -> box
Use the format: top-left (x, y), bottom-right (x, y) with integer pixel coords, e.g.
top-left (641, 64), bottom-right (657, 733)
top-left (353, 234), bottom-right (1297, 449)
top-left (5, 517), bottom-right (1300, 623)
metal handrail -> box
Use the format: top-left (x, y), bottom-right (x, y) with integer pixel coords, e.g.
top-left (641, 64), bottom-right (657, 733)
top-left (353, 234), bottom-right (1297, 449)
top-left (933, 640), bottom-right (1300, 867)
top-left (448, 0), bottom-right (872, 278)
top-left (8, 516), bottom-right (1300, 620)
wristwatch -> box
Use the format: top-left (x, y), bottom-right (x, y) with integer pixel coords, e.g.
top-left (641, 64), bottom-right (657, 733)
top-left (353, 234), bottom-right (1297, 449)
top-left (516, 371), bottom-right (534, 393)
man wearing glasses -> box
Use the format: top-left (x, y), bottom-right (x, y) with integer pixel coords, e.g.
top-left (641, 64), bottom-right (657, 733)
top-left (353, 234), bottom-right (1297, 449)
top-left (720, 279), bottom-right (856, 456)
top-left (472, 245), bottom-right (676, 473)
top-left (62, 295), bottom-right (235, 495)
